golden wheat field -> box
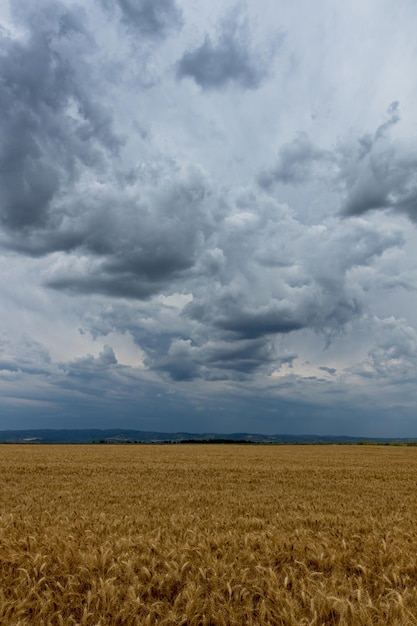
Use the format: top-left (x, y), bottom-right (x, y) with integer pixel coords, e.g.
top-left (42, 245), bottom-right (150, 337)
top-left (1, 444), bottom-right (417, 625)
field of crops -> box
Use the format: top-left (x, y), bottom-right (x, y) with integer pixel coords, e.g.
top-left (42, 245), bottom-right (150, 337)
top-left (1, 444), bottom-right (417, 625)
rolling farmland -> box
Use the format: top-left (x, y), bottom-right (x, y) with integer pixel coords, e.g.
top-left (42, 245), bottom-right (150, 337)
top-left (1, 444), bottom-right (417, 625)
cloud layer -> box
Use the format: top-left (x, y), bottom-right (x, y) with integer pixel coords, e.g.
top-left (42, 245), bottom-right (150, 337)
top-left (1, 0), bottom-right (417, 436)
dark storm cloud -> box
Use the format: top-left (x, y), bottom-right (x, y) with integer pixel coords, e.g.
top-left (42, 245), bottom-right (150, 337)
top-left (0, 0), bottom-right (217, 299)
top-left (0, 1), bottom-right (416, 436)
top-left (151, 335), bottom-right (295, 382)
top-left (177, 6), bottom-right (280, 90)
top-left (33, 156), bottom-right (402, 385)
top-left (213, 305), bottom-right (305, 338)
top-left (85, 191), bottom-right (401, 383)
top-left (341, 144), bottom-right (417, 221)
top-left (100, 0), bottom-right (183, 38)
top-left (188, 209), bottom-right (399, 323)
top-left (205, 338), bottom-right (284, 371)
top-left (183, 282), bottom-right (362, 353)
top-left (0, 2), bottom-right (122, 232)
top-left (336, 103), bottom-right (417, 223)
top-left (44, 164), bottom-right (218, 298)
top-left (46, 259), bottom-right (187, 300)
top-left (152, 339), bottom-right (200, 381)
top-left (216, 309), bottom-right (304, 339)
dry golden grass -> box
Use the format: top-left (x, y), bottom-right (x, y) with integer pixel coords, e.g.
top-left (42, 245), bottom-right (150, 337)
top-left (1, 444), bottom-right (417, 625)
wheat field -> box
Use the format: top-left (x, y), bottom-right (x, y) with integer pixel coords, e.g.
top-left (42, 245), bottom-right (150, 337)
top-left (1, 444), bottom-right (417, 625)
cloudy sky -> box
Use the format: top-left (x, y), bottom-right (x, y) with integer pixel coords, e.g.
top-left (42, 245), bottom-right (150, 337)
top-left (1, 0), bottom-right (417, 436)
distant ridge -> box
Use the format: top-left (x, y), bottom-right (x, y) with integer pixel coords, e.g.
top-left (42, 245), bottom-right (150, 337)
top-left (0, 429), bottom-right (416, 444)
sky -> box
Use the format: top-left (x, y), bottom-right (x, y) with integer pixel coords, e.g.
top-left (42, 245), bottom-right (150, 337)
top-left (1, 0), bottom-right (417, 436)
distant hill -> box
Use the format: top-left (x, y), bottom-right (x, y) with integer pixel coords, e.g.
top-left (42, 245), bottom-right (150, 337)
top-left (0, 429), bottom-right (416, 444)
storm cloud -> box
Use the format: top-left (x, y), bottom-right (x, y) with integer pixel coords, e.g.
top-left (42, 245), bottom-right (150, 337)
top-left (1, 0), bottom-right (417, 436)
top-left (0, 1), bottom-right (121, 237)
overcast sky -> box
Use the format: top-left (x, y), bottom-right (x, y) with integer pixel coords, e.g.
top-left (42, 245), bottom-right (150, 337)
top-left (1, 0), bottom-right (417, 436)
